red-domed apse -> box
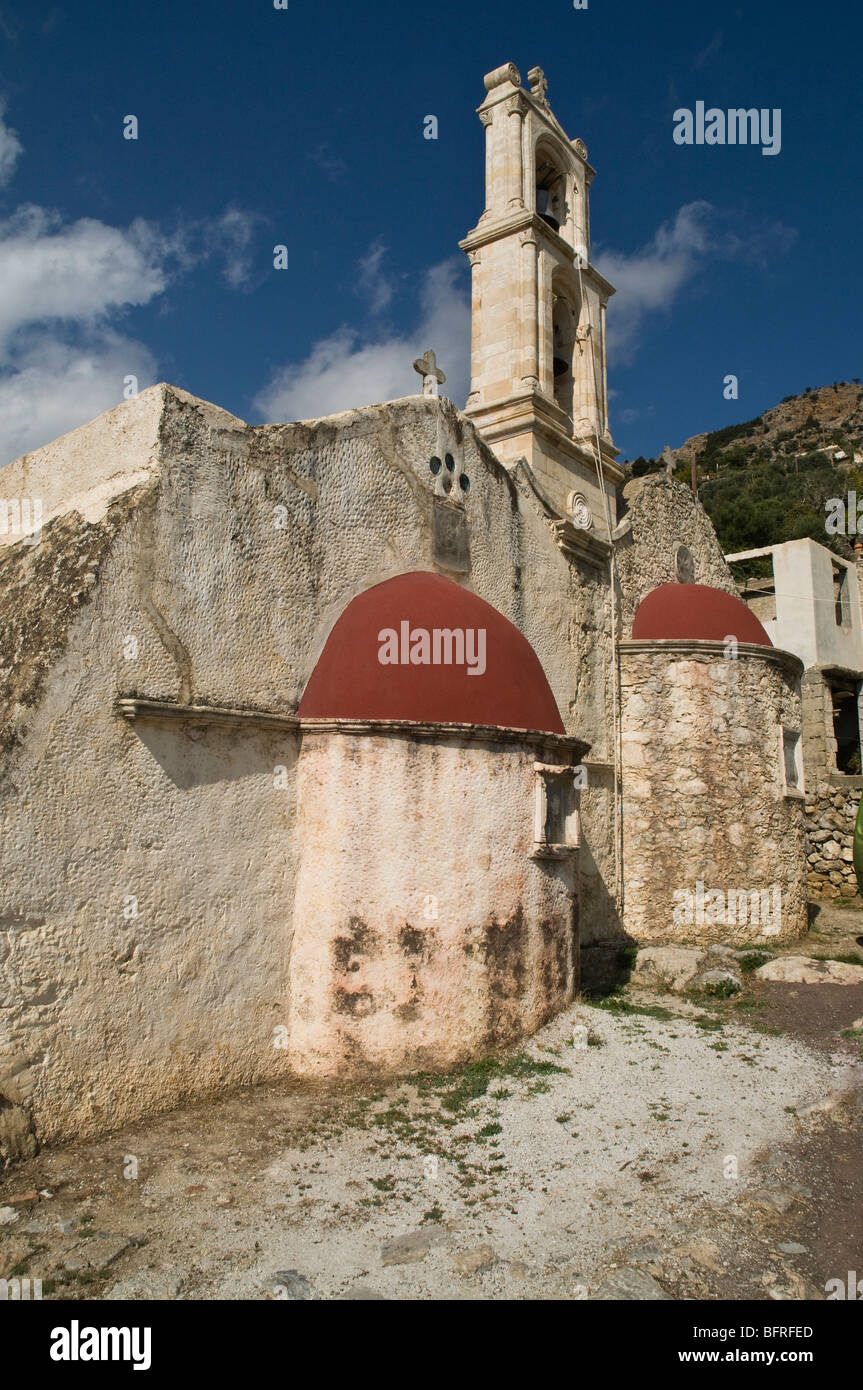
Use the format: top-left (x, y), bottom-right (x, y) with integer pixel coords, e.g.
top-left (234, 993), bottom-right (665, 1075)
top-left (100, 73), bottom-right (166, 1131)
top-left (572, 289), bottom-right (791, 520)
top-left (298, 571), bottom-right (565, 734)
top-left (631, 583), bottom-right (772, 646)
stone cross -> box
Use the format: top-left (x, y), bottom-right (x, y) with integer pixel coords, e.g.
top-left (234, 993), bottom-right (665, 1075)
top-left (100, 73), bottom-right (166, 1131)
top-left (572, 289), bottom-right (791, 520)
top-left (413, 348), bottom-right (446, 397)
top-left (528, 67), bottom-right (548, 105)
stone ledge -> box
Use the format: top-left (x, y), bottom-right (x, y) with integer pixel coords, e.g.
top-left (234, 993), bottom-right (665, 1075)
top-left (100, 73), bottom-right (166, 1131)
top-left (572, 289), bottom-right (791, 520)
top-left (619, 638), bottom-right (804, 675)
top-left (299, 717), bottom-right (589, 758)
top-left (115, 697), bottom-right (299, 732)
top-left (116, 699), bottom-right (589, 757)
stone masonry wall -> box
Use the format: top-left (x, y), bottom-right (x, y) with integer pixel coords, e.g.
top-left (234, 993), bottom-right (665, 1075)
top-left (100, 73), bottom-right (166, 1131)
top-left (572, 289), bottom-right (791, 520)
top-left (804, 784), bottom-right (862, 899)
top-left (615, 474), bottom-right (739, 635)
top-left (619, 644), bottom-right (807, 945)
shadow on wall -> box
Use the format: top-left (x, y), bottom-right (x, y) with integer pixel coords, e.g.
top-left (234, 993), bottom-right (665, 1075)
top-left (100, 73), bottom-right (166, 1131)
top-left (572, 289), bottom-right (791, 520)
top-left (129, 722), bottom-right (299, 790)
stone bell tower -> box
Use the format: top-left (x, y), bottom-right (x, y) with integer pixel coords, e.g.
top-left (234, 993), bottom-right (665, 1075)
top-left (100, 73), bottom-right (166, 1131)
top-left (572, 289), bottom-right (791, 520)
top-left (460, 63), bottom-right (621, 531)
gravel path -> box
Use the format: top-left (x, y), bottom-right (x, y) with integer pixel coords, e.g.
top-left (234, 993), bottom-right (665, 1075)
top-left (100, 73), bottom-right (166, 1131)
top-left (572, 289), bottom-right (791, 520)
top-left (2, 974), bottom-right (858, 1301)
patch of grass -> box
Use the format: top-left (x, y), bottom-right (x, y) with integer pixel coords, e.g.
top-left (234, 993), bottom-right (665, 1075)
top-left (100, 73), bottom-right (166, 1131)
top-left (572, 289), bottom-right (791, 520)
top-left (814, 952), bottom-right (863, 966)
top-left (368, 1174), bottom-right (396, 1191)
top-left (738, 950), bottom-right (772, 974)
top-left (688, 979), bottom-right (741, 999)
top-left (64, 1269), bottom-right (101, 1286)
top-left (555, 1113), bottom-right (572, 1124)
top-left (422, 1205), bottom-right (444, 1223)
top-left (477, 1122), bottom-right (502, 1139)
top-left (616, 947), bottom-right (638, 969)
top-left (693, 1015), bottom-right (725, 1032)
top-left (417, 1052), bottom-right (568, 1117)
top-left (589, 994), bottom-right (676, 1022)
top-left (587, 1030), bottom-right (604, 1047)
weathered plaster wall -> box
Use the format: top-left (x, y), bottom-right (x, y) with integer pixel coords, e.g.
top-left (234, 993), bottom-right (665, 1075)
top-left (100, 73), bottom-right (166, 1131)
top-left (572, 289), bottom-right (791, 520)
top-left (0, 383), bottom-right (611, 1156)
top-left (288, 731), bottom-right (577, 1077)
top-left (619, 643), bottom-right (807, 945)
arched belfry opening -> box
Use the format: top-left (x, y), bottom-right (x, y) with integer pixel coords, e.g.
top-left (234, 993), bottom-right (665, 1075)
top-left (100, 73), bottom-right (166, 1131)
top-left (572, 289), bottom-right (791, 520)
top-left (552, 290), bottom-right (576, 428)
top-left (535, 146), bottom-right (566, 233)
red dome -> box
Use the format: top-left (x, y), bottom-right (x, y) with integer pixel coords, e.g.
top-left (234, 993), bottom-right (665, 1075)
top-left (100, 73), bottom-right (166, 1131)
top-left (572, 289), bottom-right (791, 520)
top-left (299, 571), bottom-right (565, 733)
top-left (631, 583), bottom-right (772, 645)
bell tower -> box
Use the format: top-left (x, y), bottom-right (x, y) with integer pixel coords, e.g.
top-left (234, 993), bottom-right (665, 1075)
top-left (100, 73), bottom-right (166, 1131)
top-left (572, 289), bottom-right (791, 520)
top-left (460, 63), bottom-right (621, 530)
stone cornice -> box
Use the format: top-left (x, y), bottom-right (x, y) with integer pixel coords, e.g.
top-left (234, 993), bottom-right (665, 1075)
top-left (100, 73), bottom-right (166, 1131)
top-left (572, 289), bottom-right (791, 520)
top-left (298, 717), bottom-right (589, 759)
top-left (115, 697), bottom-right (300, 732)
top-left (116, 698), bottom-right (589, 758)
top-left (576, 261), bottom-right (616, 300)
top-left (460, 209), bottom-right (583, 263)
top-left (549, 518), bottom-right (612, 569)
top-left (618, 639), bottom-right (804, 676)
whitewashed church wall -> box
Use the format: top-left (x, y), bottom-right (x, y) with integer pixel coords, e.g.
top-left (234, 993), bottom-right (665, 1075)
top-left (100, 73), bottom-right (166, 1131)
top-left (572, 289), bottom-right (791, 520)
top-left (287, 731), bottom-right (577, 1078)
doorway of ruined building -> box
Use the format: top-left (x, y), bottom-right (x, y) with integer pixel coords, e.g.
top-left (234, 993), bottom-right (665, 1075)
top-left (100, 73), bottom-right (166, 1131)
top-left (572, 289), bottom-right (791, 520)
top-left (828, 674), bottom-right (863, 774)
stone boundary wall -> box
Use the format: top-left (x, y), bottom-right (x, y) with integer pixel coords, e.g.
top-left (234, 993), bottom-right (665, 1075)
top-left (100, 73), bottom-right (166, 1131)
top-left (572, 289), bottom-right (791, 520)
top-left (804, 782), bottom-right (862, 899)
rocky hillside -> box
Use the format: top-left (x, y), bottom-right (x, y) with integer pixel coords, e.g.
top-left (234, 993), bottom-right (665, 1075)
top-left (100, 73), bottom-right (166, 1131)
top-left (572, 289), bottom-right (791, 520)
top-left (671, 381), bottom-right (863, 473)
top-left (623, 382), bottom-right (863, 563)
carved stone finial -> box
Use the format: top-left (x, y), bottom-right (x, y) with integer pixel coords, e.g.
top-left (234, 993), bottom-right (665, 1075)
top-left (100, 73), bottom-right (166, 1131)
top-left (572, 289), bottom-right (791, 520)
top-left (527, 66), bottom-right (548, 105)
top-left (483, 62), bottom-right (520, 92)
top-left (413, 348), bottom-right (446, 397)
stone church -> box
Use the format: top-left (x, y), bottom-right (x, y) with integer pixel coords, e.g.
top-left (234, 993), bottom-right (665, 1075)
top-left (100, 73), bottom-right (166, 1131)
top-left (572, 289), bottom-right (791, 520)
top-left (0, 63), bottom-right (807, 1162)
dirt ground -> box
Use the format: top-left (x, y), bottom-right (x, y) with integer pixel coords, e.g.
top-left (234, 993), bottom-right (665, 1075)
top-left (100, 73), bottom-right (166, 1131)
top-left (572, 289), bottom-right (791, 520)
top-left (1, 901), bottom-right (861, 1302)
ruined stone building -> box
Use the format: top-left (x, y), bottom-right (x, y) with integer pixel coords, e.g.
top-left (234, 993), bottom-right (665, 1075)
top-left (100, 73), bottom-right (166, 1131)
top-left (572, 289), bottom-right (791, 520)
top-left (0, 63), bottom-right (808, 1162)
top-left (729, 536), bottom-right (863, 899)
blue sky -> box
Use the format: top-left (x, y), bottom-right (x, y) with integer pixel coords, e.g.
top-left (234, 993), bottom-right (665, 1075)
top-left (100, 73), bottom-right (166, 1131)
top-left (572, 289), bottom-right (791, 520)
top-left (0, 0), bottom-right (860, 466)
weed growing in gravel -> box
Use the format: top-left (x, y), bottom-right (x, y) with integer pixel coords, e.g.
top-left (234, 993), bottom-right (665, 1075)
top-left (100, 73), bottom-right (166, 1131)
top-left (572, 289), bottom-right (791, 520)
top-left (693, 1016), bottom-right (725, 1032)
top-left (586, 990), bottom-right (676, 1022)
top-left (738, 951), bottom-right (772, 974)
top-left (687, 980), bottom-right (741, 1000)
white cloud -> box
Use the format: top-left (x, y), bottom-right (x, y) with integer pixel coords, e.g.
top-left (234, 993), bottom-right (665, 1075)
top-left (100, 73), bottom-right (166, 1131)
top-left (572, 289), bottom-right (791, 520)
top-left (0, 331), bottom-right (157, 465)
top-left (356, 238), bottom-right (394, 314)
top-left (0, 204), bottom-right (169, 358)
top-left (596, 201), bottom-right (796, 363)
top-left (254, 256), bottom-right (470, 422)
top-left (203, 206), bottom-right (260, 289)
top-left (0, 96), bottom-right (262, 465)
top-left (0, 99), bottom-right (22, 188)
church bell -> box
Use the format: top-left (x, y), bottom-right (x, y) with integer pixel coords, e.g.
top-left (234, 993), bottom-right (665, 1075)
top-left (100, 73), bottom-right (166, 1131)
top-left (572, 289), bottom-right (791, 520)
top-left (536, 188), bottom-right (560, 231)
